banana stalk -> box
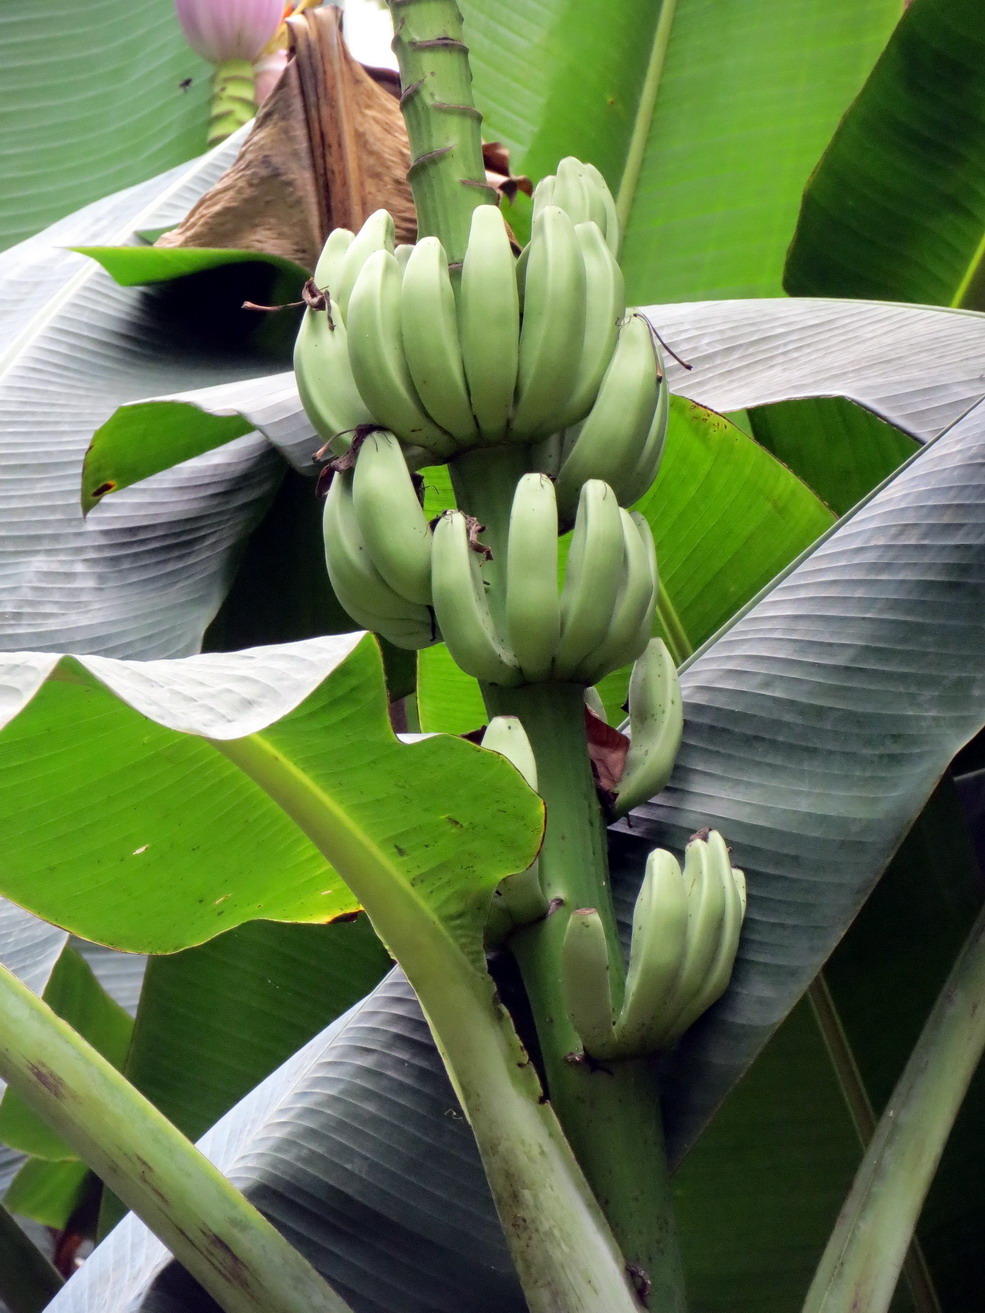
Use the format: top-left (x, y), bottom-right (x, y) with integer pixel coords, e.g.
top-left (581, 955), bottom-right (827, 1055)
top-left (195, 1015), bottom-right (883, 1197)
top-left (388, 0), bottom-right (493, 263)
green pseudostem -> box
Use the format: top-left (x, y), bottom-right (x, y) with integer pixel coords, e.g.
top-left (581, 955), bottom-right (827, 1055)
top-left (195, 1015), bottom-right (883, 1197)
top-left (454, 451), bottom-right (686, 1313)
top-left (208, 58), bottom-right (256, 147)
top-left (388, 0), bottom-right (495, 262)
top-left (802, 899), bottom-right (985, 1313)
top-left (0, 964), bottom-right (355, 1313)
top-left (388, 1), bottom-right (687, 1305)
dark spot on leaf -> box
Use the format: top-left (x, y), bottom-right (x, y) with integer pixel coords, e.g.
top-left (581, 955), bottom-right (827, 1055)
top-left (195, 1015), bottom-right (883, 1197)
top-left (330, 911), bottom-right (360, 924)
top-left (28, 1063), bottom-right (66, 1098)
top-left (91, 481), bottom-right (117, 499)
top-left (394, 843), bottom-right (407, 857)
top-left (446, 816), bottom-right (464, 829)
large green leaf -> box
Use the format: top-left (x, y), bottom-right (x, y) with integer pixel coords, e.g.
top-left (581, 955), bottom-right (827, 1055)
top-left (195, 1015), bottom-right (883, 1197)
top-left (0, 135), bottom-right (293, 660)
top-left (0, 636), bottom-right (540, 956)
top-left (0, 0), bottom-right (211, 252)
top-left (461, 0), bottom-right (901, 301)
top-left (604, 396), bottom-right (985, 1159)
top-left (784, 0), bottom-right (985, 309)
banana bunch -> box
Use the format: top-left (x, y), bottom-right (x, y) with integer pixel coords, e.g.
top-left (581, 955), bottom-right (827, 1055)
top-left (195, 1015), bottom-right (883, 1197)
top-left (295, 172), bottom-right (631, 461)
top-left (481, 716), bottom-right (549, 945)
top-left (321, 430), bottom-right (437, 650)
top-left (561, 831), bottom-right (747, 1060)
top-left (612, 639), bottom-right (684, 817)
top-left (431, 475), bottom-right (657, 687)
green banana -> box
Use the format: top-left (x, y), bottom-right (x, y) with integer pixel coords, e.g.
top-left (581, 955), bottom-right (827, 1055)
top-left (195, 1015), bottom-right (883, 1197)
top-left (609, 848), bottom-right (690, 1057)
top-left (612, 638), bottom-right (683, 817)
top-left (561, 908), bottom-right (619, 1058)
top-left (611, 338), bottom-right (670, 509)
top-left (505, 473), bottom-right (562, 683)
top-left (554, 220), bottom-right (626, 431)
top-left (293, 296), bottom-right (373, 454)
top-left (322, 468), bottom-right (436, 649)
top-left (552, 480), bottom-right (627, 682)
top-left (554, 313), bottom-right (662, 523)
top-left (582, 161), bottom-right (621, 254)
top-left (575, 509), bottom-right (657, 685)
top-left (351, 429), bottom-right (433, 605)
top-left (430, 511), bottom-right (522, 686)
top-left (346, 248), bottom-right (459, 458)
top-left (657, 833), bottom-right (729, 1039)
top-left (481, 716), bottom-right (548, 944)
top-left (532, 157), bottom-right (621, 254)
top-left (313, 226), bottom-right (355, 293)
top-left (584, 686), bottom-right (608, 722)
top-left (669, 842), bottom-right (746, 1039)
top-left (400, 236), bottom-right (480, 447)
top-left (333, 208), bottom-right (395, 318)
top-left (459, 203), bottom-right (520, 443)
top-left (509, 205), bottom-right (587, 440)
top-left (394, 243), bottom-right (414, 272)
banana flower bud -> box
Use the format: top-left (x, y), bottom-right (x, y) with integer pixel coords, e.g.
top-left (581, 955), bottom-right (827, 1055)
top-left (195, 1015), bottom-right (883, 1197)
top-left (174, 0), bottom-right (285, 144)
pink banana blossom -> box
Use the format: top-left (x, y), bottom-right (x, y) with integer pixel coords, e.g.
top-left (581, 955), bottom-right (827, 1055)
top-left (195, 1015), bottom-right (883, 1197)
top-left (174, 0), bottom-right (285, 64)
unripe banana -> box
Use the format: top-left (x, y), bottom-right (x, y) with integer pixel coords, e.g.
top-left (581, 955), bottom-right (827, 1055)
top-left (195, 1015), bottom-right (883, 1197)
top-left (509, 206), bottom-right (587, 440)
top-left (400, 237), bottom-right (480, 447)
top-left (575, 508), bottom-right (657, 685)
top-left (561, 908), bottom-right (619, 1058)
top-left (669, 842), bottom-right (745, 1039)
top-left (430, 511), bottom-right (522, 686)
top-left (612, 638), bottom-right (683, 817)
top-left (459, 204), bottom-right (520, 442)
top-left (505, 474), bottom-right (562, 683)
top-left (482, 716), bottom-right (548, 944)
top-left (533, 158), bottom-right (620, 255)
top-left (554, 221), bottom-right (626, 432)
top-left (584, 686), bottom-right (608, 723)
top-left (313, 227), bottom-right (355, 293)
top-left (655, 832), bottom-right (746, 1045)
top-left (552, 480), bottom-right (627, 682)
top-left (657, 834), bottom-right (728, 1038)
top-left (322, 469), bottom-right (436, 649)
top-left (394, 243), bottom-right (414, 272)
top-left (351, 430), bottom-right (433, 605)
top-left (609, 848), bottom-right (690, 1056)
top-left (333, 209), bottom-right (395, 319)
top-left (346, 249), bottom-right (459, 457)
top-left (611, 345), bottom-right (670, 509)
top-left (294, 297), bottom-right (373, 455)
top-left (582, 161), bottom-right (621, 255)
top-left (554, 314), bottom-right (661, 523)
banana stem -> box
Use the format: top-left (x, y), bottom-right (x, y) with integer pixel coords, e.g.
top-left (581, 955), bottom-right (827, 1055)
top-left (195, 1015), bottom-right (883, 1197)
top-left (483, 682), bottom-right (687, 1312)
top-left (802, 898), bottom-right (985, 1313)
top-left (0, 1202), bottom-right (63, 1313)
top-left (448, 444), bottom-right (530, 618)
top-left (207, 58), bottom-right (256, 147)
top-left (387, 0), bottom-right (496, 262)
top-left (0, 964), bottom-right (354, 1313)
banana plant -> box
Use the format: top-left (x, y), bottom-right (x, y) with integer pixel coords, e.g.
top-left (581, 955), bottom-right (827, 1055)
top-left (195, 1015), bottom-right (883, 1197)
top-left (2, 1), bottom-right (985, 1311)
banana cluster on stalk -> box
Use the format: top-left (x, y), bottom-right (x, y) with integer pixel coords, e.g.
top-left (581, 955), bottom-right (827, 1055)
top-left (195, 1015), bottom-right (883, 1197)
top-left (294, 160), bottom-right (667, 487)
top-left (321, 430), bottom-right (437, 650)
top-left (561, 831), bottom-right (747, 1059)
top-left (430, 475), bottom-right (657, 687)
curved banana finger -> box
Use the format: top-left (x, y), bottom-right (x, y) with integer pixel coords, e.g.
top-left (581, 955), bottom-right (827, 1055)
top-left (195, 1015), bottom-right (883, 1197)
top-left (431, 511), bottom-right (522, 686)
top-left (346, 249), bottom-right (459, 457)
top-left (562, 908), bottom-right (620, 1059)
top-left (575, 508), bottom-right (657, 685)
top-left (351, 430), bottom-right (434, 605)
top-left (400, 237), bottom-right (480, 447)
top-left (552, 480), bottom-right (626, 682)
top-left (612, 639), bottom-right (683, 817)
top-left (505, 474), bottom-right (561, 683)
top-left (294, 297), bottom-right (373, 455)
top-left (459, 204), bottom-right (520, 443)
